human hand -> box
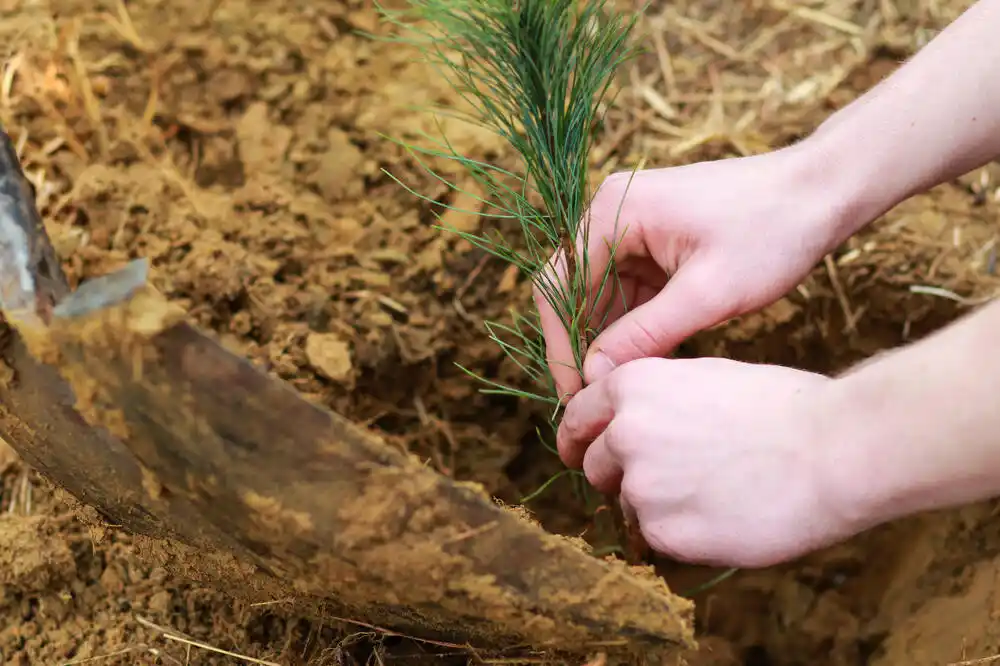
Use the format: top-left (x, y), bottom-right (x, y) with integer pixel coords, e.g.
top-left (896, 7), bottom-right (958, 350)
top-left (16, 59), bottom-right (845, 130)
top-left (534, 144), bottom-right (858, 400)
top-left (556, 356), bottom-right (861, 568)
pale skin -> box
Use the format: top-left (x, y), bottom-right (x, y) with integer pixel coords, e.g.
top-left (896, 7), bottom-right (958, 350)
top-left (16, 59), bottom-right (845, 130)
top-left (534, 0), bottom-right (1000, 568)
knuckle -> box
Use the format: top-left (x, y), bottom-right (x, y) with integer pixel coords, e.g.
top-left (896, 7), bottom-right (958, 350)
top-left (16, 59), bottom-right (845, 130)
top-left (558, 405), bottom-right (582, 441)
top-left (605, 371), bottom-right (632, 407)
top-left (607, 358), bottom-right (655, 394)
top-left (629, 318), bottom-right (667, 355)
top-left (599, 419), bottom-right (619, 451)
top-left (601, 416), bottom-right (637, 465)
top-left (619, 471), bottom-right (649, 510)
top-left (558, 396), bottom-right (593, 444)
top-left (642, 521), bottom-right (697, 562)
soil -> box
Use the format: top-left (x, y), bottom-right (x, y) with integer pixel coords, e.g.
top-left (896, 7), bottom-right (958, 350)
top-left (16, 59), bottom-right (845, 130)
top-left (1, 0), bottom-right (1000, 664)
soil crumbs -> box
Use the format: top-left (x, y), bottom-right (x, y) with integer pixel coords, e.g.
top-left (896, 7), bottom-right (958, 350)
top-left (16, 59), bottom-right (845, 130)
top-left (2, 0), bottom-right (1000, 664)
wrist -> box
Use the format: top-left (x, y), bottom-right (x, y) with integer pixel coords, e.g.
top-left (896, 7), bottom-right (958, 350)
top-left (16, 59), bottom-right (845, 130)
top-left (771, 128), bottom-right (895, 260)
top-left (816, 302), bottom-right (1000, 531)
top-left (787, 122), bottom-right (908, 248)
top-left (811, 357), bottom-right (913, 535)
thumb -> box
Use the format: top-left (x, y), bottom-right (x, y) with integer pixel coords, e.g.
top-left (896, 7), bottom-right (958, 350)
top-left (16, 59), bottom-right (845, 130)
top-left (583, 257), bottom-right (735, 383)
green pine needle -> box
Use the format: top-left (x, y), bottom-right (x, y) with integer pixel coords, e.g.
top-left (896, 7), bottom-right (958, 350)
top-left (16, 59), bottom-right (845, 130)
top-left (376, 0), bottom-right (643, 482)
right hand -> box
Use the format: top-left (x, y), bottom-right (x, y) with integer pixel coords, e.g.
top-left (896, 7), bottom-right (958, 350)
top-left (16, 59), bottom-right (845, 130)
top-left (534, 143), bottom-right (856, 399)
top-left (554, 355), bottom-right (848, 567)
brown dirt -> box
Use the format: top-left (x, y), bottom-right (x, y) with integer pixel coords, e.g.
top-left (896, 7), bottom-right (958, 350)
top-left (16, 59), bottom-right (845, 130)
top-left (2, 0), bottom-right (1000, 664)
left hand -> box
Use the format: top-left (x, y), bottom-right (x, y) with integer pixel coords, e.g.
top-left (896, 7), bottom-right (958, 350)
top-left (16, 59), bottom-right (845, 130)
top-left (556, 357), bottom-right (861, 568)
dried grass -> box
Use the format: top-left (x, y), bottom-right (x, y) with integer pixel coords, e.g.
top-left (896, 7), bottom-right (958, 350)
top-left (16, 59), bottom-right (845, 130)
top-left (951, 655), bottom-right (1000, 666)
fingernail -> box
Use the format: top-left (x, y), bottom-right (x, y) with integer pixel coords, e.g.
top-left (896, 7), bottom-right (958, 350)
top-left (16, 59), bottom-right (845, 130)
top-left (584, 351), bottom-right (616, 382)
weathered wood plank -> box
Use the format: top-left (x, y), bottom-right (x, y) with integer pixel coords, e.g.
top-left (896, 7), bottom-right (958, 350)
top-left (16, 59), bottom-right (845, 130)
top-left (0, 125), bottom-right (695, 657)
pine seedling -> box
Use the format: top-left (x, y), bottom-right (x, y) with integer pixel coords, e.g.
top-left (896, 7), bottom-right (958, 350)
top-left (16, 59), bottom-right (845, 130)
top-left (376, 0), bottom-right (642, 473)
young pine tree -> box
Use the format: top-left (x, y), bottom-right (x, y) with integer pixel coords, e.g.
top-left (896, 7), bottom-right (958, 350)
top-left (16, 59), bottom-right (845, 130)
top-left (377, 0), bottom-right (645, 553)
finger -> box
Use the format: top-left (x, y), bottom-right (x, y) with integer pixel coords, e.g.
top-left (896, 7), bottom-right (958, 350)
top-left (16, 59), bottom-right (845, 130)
top-left (536, 174), bottom-right (651, 397)
top-left (617, 477), bottom-right (717, 565)
top-left (634, 514), bottom-right (723, 566)
top-left (578, 175), bottom-right (633, 275)
top-left (533, 251), bottom-right (582, 400)
top-left (595, 260), bottom-right (666, 334)
top-left (581, 431), bottom-right (623, 494)
top-left (576, 179), bottom-right (648, 329)
top-left (556, 377), bottom-right (617, 468)
top-left (584, 256), bottom-right (738, 384)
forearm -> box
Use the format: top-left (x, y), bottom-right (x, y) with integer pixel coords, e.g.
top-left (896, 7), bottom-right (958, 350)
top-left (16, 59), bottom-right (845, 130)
top-left (803, 0), bottom-right (1000, 241)
top-left (822, 299), bottom-right (1000, 529)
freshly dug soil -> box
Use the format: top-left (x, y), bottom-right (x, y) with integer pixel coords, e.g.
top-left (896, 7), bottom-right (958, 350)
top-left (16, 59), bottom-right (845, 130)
top-left (2, 0), bottom-right (1000, 664)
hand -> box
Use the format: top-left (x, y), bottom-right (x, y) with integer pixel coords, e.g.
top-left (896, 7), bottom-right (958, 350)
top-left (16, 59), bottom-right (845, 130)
top-left (534, 144), bottom-right (857, 400)
top-left (556, 357), bottom-right (860, 568)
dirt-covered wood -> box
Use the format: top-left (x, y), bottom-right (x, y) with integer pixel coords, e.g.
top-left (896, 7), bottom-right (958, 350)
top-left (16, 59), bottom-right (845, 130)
top-left (0, 126), bottom-right (695, 657)
top-left (0, 126), bottom-right (263, 562)
top-left (18, 266), bottom-right (696, 654)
